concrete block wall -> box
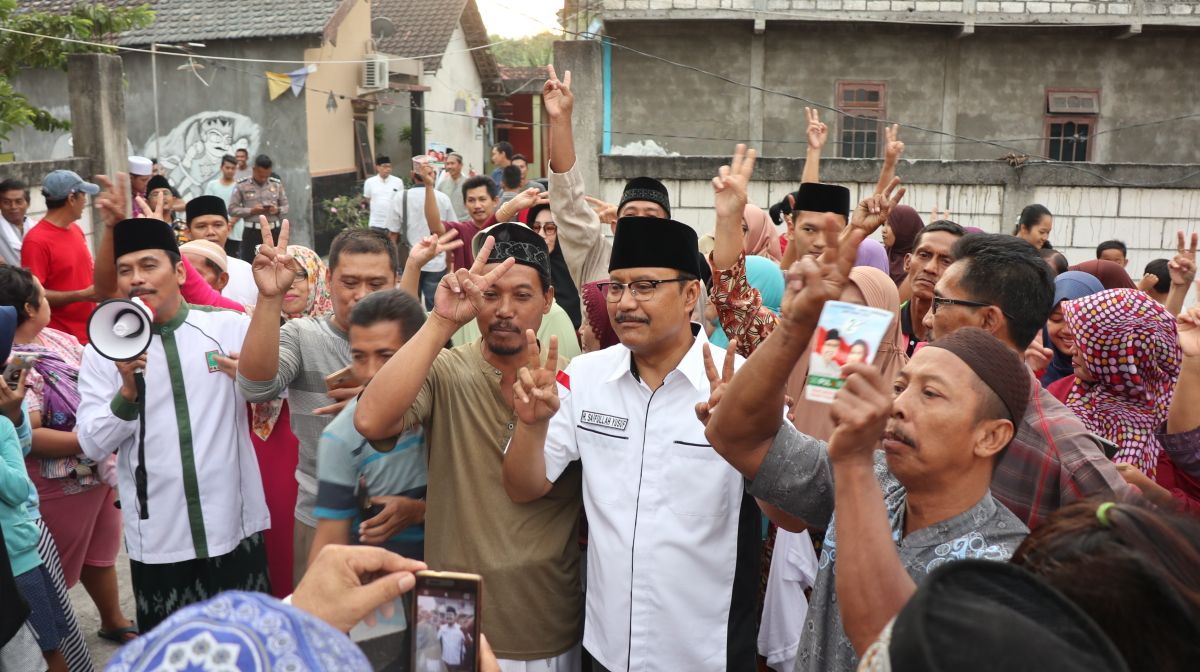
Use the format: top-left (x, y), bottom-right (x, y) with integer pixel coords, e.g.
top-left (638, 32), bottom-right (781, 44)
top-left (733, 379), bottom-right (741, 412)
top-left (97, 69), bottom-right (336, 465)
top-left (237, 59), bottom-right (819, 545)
top-left (601, 0), bottom-right (1200, 16)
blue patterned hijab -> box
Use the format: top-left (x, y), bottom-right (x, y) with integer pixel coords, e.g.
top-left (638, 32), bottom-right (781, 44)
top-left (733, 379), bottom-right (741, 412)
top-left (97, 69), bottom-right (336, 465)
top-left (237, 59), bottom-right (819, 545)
top-left (106, 592), bottom-right (370, 671)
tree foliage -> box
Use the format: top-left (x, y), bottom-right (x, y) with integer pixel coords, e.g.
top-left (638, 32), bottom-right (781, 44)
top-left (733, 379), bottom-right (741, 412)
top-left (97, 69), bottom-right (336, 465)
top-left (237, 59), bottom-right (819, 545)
top-left (0, 0), bottom-right (155, 143)
top-left (488, 31), bottom-right (555, 67)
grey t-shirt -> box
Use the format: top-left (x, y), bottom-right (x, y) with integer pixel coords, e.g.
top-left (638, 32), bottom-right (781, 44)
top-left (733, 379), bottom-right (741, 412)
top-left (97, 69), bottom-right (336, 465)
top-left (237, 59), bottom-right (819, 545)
top-left (748, 424), bottom-right (1029, 672)
top-left (237, 315), bottom-right (350, 527)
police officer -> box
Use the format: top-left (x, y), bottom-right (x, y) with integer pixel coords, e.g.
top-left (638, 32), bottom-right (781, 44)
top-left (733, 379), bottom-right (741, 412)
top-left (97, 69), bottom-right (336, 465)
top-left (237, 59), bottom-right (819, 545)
top-left (229, 154), bottom-right (289, 262)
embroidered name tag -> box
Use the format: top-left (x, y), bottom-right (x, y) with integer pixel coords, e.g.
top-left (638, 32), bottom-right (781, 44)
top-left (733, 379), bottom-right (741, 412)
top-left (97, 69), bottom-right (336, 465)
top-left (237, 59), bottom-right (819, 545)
top-left (205, 351), bottom-right (221, 373)
top-left (581, 411), bottom-right (628, 431)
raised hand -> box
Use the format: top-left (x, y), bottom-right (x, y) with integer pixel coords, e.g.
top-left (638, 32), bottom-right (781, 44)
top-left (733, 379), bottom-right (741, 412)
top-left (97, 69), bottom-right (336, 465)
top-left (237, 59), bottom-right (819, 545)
top-left (827, 362), bottom-right (892, 465)
top-left (542, 65), bottom-right (574, 121)
top-left (420, 162), bottom-right (437, 187)
top-left (805, 107), bottom-right (828, 152)
top-left (848, 176), bottom-right (906, 241)
top-left (1178, 302), bottom-right (1200, 358)
top-left (408, 230), bottom-right (463, 270)
top-left (883, 124), bottom-right (905, 163)
top-left (1169, 230), bottom-right (1198, 287)
top-left (94, 173), bottom-right (129, 228)
top-left (137, 193), bottom-right (167, 224)
top-left (434, 236), bottom-right (517, 326)
top-left (712, 143), bottom-right (757, 222)
top-left (513, 331), bottom-right (561, 425)
top-left (781, 214), bottom-right (855, 326)
top-left (504, 187), bottom-right (548, 217)
top-left (251, 217), bottom-right (301, 298)
top-left (694, 340), bottom-right (738, 426)
top-left (930, 206), bottom-right (952, 223)
top-left (584, 195), bottom-right (618, 227)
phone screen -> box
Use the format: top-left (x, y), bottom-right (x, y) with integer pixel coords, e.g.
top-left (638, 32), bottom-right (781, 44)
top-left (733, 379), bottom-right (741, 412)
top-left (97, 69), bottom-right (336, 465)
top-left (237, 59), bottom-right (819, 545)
top-left (412, 573), bottom-right (481, 672)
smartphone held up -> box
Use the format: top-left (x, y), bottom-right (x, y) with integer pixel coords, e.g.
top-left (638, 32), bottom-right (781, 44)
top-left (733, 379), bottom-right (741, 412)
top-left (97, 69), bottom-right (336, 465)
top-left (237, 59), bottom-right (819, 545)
top-left (412, 571), bottom-right (483, 672)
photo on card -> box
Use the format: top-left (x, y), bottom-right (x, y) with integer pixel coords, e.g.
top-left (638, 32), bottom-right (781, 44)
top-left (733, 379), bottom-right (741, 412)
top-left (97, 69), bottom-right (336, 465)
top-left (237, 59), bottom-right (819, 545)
top-left (805, 300), bottom-right (896, 404)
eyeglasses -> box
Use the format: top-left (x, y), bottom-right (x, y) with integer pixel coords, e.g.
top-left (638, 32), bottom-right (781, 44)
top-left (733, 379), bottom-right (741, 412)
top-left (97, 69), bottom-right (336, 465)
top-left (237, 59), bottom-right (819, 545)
top-left (596, 278), bottom-right (691, 302)
top-left (530, 222), bottom-right (557, 234)
top-left (930, 296), bottom-right (1013, 320)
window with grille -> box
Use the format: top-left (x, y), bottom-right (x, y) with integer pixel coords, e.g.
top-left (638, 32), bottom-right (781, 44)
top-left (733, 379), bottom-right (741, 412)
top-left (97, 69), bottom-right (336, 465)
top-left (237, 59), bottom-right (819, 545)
top-left (836, 82), bottom-right (886, 159)
top-left (1045, 90), bottom-right (1099, 162)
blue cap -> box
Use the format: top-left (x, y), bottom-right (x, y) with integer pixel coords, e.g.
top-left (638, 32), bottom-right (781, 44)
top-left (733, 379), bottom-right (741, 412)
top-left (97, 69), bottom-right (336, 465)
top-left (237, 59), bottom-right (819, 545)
top-left (42, 169), bottom-right (100, 200)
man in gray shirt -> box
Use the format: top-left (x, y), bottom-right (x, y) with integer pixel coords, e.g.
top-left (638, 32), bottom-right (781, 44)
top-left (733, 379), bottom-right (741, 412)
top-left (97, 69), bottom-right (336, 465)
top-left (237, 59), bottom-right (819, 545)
top-left (700, 220), bottom-right (1031, 672)
top-left (237, 225), bottom-right (398, 587)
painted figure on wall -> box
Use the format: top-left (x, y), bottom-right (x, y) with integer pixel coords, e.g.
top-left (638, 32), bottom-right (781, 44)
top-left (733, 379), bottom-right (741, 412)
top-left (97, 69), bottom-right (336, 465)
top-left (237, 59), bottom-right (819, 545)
top-left (142, 111), bottom-right (262, 199)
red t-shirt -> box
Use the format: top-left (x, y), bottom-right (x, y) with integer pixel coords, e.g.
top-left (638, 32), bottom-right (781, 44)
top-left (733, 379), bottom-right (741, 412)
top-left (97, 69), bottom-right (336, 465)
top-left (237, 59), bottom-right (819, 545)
top-left (445, 220), bottom-right (486, 271)
top-left (21, 219), bottom-right (95, 344)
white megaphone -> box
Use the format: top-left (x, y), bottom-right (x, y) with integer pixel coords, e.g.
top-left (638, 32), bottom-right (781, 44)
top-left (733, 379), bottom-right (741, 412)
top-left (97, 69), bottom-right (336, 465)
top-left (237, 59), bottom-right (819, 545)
top-left (87, 298), bottom-right (154, 361)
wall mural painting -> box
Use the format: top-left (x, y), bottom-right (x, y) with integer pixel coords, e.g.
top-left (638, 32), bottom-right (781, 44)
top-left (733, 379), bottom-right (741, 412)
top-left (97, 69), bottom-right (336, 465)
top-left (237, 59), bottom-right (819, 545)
top-left (141, 111), bottom-right (262, 199)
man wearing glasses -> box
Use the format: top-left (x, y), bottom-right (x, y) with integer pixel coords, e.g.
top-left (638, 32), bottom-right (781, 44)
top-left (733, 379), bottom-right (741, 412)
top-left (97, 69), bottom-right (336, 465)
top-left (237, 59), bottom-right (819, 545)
top-left (503, 216), bottom-right (760, 671)
top-left (919, 232), bottom-right (1133, 529)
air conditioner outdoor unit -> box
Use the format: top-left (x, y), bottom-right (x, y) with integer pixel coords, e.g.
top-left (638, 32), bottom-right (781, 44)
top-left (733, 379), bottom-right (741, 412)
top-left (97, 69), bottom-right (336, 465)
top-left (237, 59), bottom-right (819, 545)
top-left (361, 56), bottom-right (388, 90)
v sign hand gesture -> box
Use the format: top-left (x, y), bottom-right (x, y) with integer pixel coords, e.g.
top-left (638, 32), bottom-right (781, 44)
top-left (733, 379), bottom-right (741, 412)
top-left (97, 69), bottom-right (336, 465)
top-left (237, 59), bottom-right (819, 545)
top-left (712, 143), bottom-right (757, 222)
top-left (695, 340), bottom-right (738, 427)
top-left (514, 331), bottom-right (562, 425)
top-left (252, 217), bottom-right (301, 299)
top-left (805, 107), bottom-right (828, 152)
top-left (433, 236), bottom-right (517, 326)
top-left (543, 65), bottom-right (574, 121)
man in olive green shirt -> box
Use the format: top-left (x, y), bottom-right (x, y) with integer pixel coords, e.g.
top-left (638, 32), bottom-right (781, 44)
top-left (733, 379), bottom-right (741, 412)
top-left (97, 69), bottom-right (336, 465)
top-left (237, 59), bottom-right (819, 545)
top-left (355, 223), bottom-right (583, 666)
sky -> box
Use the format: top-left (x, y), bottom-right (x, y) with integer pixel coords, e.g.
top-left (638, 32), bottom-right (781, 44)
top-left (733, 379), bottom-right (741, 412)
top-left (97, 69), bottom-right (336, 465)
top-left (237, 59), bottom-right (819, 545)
top-left (476, 0), bottom-right (563, 38)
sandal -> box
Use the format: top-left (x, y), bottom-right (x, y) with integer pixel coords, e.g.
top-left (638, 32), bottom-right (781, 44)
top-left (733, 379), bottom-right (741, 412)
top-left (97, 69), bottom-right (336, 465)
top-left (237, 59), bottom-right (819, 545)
top-left (97, 625), bottom-right (139, 643)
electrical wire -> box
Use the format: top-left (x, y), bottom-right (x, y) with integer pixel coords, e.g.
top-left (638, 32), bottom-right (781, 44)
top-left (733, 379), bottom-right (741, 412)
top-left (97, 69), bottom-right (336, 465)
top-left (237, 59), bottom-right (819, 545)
top-left (0, 25), bottom-right (515, 65)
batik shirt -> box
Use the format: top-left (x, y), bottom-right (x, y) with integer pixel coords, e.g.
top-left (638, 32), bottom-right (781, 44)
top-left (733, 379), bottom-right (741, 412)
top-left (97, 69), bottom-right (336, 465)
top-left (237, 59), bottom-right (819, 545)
top-left (747, 423), bottom-right (1029, 672)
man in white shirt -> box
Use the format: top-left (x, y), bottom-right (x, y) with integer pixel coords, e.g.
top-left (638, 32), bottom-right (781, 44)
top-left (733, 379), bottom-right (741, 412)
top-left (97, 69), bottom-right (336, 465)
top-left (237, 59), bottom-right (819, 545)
top-left (389, 164), bottom-right (455, 310)
top-left (363, 156), bottom-right (405, 239)
top-left (504, 217), bottom-right (759, 671)
top-left (0, 178), bottom-right (34, 266)
top-left (203, 154), bottom-right (242, 257)
top-left (77, 217), bottom-right (270, 632)
top-left (438, 609), bottom-right (466, 670)
top-left (184, 195), bottom-right (258, 306)
top-left (435, 152), bottom-right (469, 221)
top-left (233, 148), bottom-right (253, 182)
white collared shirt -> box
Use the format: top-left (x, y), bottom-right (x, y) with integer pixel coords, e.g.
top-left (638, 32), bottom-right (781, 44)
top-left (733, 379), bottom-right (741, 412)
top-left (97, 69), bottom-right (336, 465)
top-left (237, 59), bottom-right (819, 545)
top-left (77, 303), bottom-right (269, 564)
top-left (221, 256), bottom-right (258, 307)
top-left (541, 328), bottom-right (758, 671)
top-left (363, 174), bottom-right (405, 230)
top-left (0, 216), bottom-right (32, 266)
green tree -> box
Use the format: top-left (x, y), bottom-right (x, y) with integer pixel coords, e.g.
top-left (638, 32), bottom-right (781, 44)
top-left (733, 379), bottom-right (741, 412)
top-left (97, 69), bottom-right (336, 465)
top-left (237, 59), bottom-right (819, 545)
top-left (0, 0), bottom-right (155, 143)
top-left (489, 32), bottom-right (555, 67)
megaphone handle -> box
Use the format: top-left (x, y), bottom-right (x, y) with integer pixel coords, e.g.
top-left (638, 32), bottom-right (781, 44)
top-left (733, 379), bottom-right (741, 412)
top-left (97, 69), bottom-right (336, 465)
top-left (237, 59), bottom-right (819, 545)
top-left (134, 371), bottom-right (149, 520)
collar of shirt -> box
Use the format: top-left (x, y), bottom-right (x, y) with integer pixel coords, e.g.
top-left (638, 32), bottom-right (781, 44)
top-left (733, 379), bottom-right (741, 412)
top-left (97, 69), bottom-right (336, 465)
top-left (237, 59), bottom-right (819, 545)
top-left (151, 300), bottom-right (191, 335)
top-left (603, 322), bottom-right (711, 392)
top-left (890, 488), bottom-right (1003, 549)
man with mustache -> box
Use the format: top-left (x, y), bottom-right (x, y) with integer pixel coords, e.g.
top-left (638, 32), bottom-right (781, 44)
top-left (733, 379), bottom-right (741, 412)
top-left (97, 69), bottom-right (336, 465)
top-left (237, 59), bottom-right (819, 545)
top-left (502, 217), bottom-right (759, 671)
top-left (701, 220), bottom-right (1031, 671)
top-left (919, 233), bottom-right (1132, 526)
top-left (355, 223), bottom-right (585, 670)
top-left (897, 220), bottom-right (965, 356)
top-left (76, 217), bottom-right (270, 632)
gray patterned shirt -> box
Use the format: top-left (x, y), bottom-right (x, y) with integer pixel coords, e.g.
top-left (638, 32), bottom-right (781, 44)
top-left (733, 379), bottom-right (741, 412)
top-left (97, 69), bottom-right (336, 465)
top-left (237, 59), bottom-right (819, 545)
top-left (747, 424), bottom-right (1029, 672)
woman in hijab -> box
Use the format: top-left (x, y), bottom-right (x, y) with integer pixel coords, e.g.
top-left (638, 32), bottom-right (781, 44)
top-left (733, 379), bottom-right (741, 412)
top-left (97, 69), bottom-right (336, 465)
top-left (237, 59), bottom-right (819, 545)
top-left (853, 239), bottom-right (890, 276)
top-left (579, 281), bottom-right (620, 353)
top-left (1041, 271), bottom-right (1105, 390)
top-left (525, 203), bottom-right (582, 329)
top-left (249, 245), bottom-right (331, 597)
top-left (742, 204), bottom-right (782, 263)
top-left (883, 205), bottom-right (923, 285)
top-left (1069, 259), bottom-right (1137, 290)
top-left (1061, 289), bottom-right (1181, 475)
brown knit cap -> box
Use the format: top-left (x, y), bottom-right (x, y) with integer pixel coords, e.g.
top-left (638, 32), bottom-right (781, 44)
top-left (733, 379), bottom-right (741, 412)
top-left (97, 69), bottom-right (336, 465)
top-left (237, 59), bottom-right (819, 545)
top-left (927, 327), bottom-right (1031, 422)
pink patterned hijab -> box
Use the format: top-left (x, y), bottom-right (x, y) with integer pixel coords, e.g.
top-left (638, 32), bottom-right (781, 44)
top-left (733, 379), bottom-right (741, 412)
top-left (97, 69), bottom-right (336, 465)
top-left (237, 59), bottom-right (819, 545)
top-left (1062, 289), bottom-right (1181, 475)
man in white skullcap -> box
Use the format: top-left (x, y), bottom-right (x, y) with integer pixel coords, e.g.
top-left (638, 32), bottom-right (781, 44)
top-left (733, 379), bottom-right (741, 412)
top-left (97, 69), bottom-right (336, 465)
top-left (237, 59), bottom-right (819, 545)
top-left (129, 156), bottom-right (153, 217)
